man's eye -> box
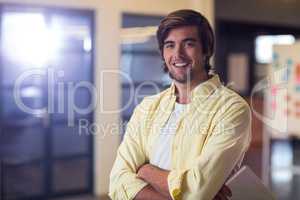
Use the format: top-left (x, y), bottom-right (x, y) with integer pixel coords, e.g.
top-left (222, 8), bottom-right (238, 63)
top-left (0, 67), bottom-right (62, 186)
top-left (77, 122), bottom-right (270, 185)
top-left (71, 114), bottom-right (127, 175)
top-left (185, 42), bottom-right (195, 47)
top-left (164, 43), bottom-right (174, 49)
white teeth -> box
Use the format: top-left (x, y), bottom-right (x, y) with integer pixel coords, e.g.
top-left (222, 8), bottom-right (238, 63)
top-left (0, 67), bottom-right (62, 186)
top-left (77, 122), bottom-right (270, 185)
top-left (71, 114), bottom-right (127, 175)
top-left (174, 63), bottom-right (188, 67)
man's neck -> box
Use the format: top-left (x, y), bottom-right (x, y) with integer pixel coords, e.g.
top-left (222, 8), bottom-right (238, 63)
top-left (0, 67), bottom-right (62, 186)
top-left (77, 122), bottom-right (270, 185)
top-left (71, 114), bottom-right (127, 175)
top-left (174, 74), bottom-right (208, 104)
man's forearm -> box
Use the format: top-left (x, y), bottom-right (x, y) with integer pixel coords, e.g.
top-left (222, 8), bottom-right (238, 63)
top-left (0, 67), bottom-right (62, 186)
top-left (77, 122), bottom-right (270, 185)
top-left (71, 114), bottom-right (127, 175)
top-left (137, 164), bottom-right (171, 199)
top-left (135, 184), bottom-right (169, 200)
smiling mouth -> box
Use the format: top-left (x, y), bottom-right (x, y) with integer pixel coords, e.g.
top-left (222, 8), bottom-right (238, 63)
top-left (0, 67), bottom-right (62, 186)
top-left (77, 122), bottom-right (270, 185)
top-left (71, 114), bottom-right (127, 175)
top-left (173, 62), bottom-right (190, 68)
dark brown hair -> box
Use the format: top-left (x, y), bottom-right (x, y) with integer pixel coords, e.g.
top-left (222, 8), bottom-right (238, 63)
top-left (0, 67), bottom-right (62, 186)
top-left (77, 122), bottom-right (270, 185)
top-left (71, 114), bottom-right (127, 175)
top-left (156, 9), bottom-right (215, 74)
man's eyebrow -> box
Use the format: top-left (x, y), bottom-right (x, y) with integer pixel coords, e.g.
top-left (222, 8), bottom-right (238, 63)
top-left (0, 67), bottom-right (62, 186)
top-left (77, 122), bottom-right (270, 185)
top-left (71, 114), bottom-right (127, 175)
top-left (163, 37), bottom-right (198, 44)
top-left (163, 40), bottom-right (174, 45)
top-left (182, 38), bottom-right (198, 42)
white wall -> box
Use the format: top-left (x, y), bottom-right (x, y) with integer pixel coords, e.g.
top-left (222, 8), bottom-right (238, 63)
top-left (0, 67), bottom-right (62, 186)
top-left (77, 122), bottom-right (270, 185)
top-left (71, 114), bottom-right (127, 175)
top-left (0, 0), bottom-right (214, 197)
top-left (122, 0), bottom-right (187, 15)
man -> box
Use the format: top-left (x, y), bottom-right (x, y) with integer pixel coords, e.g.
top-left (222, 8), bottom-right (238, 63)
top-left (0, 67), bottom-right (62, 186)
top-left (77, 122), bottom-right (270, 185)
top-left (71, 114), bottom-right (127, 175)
top-left (109, 9), bottom-right (251, 200)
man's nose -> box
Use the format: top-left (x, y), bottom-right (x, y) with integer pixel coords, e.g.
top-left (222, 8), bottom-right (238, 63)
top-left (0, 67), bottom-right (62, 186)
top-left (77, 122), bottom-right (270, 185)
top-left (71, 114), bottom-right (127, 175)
top-left (174, 45), bottom-right (185, 58)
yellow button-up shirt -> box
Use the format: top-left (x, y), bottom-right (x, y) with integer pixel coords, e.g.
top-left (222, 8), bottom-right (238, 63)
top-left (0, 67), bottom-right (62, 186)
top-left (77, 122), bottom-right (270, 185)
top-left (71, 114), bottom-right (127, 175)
top-left (109, 75), bottom-right (251, 200)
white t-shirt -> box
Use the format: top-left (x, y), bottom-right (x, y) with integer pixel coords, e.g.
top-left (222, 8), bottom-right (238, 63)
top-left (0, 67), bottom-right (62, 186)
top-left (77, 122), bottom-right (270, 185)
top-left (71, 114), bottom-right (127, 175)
top-left (150, 102), bottom-right (187, 170)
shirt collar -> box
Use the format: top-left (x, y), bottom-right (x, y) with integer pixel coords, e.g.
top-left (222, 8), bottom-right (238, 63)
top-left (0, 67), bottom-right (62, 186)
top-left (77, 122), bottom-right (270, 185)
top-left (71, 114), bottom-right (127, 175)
top-left (168, 75), bottom-right (222, 103)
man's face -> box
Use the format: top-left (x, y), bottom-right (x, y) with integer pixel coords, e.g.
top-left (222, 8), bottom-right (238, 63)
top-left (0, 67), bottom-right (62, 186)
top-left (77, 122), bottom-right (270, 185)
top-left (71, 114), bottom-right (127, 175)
top-left (162, 25), bottom-right (206, 84)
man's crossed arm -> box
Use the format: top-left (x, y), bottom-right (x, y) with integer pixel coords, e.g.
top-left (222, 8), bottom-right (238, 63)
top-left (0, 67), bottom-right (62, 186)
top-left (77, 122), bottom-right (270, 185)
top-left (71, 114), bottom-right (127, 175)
top-left (134, 163), bottom-right (232, 200)
top-left (135, 164), bottom-right (171, 200)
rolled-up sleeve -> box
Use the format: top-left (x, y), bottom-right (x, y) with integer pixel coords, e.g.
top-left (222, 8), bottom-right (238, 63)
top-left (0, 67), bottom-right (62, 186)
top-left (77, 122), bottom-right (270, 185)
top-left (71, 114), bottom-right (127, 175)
top-left (109, 103), bottom-right (149, 200)
top-left (167, 100), bottom-right (251, 200)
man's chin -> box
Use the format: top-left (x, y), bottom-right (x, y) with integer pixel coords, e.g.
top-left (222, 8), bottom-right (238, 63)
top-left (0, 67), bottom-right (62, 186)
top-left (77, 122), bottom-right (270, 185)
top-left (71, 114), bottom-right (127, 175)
top-left (175, 78), bottom-right (186, 83)
top-left (169, 73), bottom-right (191, 84)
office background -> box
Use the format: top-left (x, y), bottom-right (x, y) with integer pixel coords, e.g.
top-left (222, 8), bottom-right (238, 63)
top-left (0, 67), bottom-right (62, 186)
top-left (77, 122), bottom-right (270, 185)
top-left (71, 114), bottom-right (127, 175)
top-left (0, 0), bottom-right (300, 200)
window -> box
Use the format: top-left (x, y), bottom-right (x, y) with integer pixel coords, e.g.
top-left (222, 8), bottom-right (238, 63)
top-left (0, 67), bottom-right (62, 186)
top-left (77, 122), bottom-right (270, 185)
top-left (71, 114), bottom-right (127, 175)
top-left (255, 35), bottom-right (295, 64)
top-left (0, 5), bottom-right (94, 199)
top-left (120, 14), bottom-right (170, 131)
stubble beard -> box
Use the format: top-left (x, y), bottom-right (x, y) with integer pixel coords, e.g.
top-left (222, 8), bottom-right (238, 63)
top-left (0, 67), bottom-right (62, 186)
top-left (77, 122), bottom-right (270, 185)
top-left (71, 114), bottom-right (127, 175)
top-left (168, 68), bottom-right (193, 84)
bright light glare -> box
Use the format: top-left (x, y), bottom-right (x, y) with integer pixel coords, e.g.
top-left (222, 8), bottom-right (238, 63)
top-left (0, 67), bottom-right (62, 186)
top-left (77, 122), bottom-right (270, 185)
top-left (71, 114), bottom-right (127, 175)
top-left (2, 13), bottom-right (59, 67)
top-left (21, 86), bottom-right (42, 98)
top-left (271, 141), bottom-right (293, 183)
top-left (83, 37), bottom-right (92, 52)
top-left (255, 35), bottom-right (295, 64)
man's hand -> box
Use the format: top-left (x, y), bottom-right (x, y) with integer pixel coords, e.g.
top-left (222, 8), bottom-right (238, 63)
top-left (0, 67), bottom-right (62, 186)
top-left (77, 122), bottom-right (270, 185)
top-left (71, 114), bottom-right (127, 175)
top-left (213, 185), bottom-right (232, 200)
top-left (136, 163), bottom-right (151, 180)
top-left (136, 164), bottom-right (171, 199)
top-left (134, 185), bottom-right (169, 200)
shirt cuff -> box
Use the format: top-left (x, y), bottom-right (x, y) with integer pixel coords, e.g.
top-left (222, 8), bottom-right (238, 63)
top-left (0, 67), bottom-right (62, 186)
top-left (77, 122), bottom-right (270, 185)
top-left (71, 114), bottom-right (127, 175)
top-left (122, 179), bottom-right (148, 200)
top-left (167, 169), bottom-right (187, 200)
